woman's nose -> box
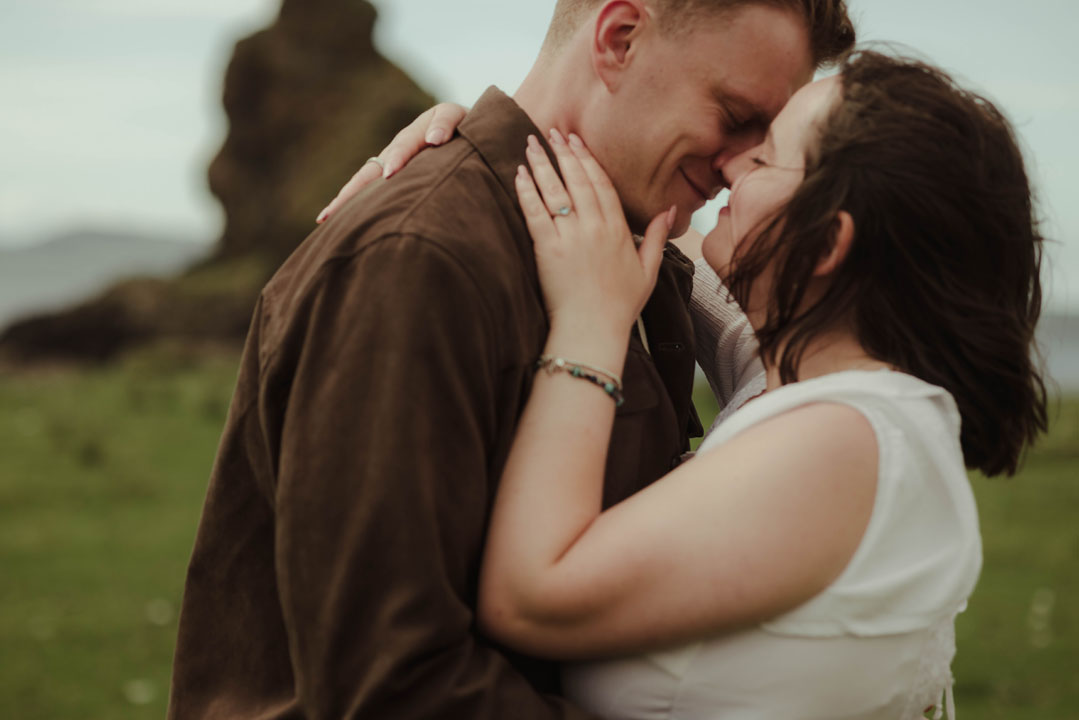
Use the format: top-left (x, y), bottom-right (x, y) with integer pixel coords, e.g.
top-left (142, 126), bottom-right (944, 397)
top-left (716, 147), bottom-right (759, 191)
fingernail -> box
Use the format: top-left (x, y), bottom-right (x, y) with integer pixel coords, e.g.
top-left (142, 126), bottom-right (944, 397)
top-left (568, 133), bottom-right (584, 149)
top-left (527, 134), bottom-right (541, 152)
top-left (316, 209), bottom-right (328, 224)
top-left (383, 162), bottom-right (395, 178)
top-left (517, 164), bottom-right (529, 178)
top-left (666, 206), bottom-right (677, 230)
top-left (549, 128), bottom-right (566, 145)
top-left (426, 129), bottom-right (447, 145)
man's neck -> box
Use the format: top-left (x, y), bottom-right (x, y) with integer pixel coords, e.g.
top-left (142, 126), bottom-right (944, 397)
top-left (512, 49), bottom-right (588, 142)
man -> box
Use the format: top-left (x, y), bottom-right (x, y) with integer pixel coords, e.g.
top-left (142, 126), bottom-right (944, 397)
top-left (168, 1), bottom-right (854, 718)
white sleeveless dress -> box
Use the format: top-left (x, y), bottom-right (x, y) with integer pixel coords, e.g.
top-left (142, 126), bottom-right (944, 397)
top-left (560, 262), bottom-right (982, 720)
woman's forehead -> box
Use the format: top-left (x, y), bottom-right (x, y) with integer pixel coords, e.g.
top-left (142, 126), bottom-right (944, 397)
top-left (771, 76), bottom-right (841, 154)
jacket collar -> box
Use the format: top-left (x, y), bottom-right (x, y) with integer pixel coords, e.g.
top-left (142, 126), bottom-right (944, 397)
top-left (458, 86), bottom-right (561, 207)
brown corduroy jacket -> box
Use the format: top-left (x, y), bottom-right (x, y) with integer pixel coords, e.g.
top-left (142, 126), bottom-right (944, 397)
top-left (167, 87), bottom-right (701, 720)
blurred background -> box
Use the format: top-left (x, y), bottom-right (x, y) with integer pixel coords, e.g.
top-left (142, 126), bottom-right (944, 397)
top-left (0, 0), bottom-right (1075, 717)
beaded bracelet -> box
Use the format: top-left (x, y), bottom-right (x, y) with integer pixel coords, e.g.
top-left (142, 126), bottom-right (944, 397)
top-left (536, 355), bottom-right (623, 388)
top-left (536, 355), bottom-right (625, 408)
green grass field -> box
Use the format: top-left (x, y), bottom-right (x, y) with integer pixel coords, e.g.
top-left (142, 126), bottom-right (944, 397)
top-left (1, 351), bottom-right (1076, 719)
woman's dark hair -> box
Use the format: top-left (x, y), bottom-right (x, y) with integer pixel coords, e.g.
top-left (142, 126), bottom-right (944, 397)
top-left (726, 50), bottom-right (1048, 477)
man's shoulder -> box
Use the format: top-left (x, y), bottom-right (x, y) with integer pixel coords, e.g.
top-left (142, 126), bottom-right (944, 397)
top-left (372, 140), bottom-right (524, 253)
top-left (314, 139), bottom-right (524, 269)
top-left (258, 140), bottom-right (535, 339)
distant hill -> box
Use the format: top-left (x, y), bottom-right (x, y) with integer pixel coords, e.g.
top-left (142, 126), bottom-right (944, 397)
top-left (0, 230), bottom-right (210, 333)
top-left (0, 0), bottom-right (435, 365)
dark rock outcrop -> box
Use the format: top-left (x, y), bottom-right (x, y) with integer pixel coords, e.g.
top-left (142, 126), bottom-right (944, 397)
top-left (1, 0), bottom-right (434, 364)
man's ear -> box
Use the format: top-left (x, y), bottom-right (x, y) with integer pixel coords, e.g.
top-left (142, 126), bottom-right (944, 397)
top-left (814, 210), bottom-right (855, 277)
top-left (593, 0), bottom-right (649, 93)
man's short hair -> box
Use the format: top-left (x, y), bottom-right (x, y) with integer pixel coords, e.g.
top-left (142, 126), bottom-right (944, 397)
top-left (543, 0), bottom-right (856, 68)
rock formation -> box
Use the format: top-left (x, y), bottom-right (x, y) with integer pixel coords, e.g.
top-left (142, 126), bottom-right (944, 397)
top-left (0, 0), bottom-right (434, 363)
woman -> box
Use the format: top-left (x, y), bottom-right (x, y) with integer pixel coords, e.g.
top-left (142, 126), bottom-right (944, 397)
top-left (322, 52), bottom-right (1046, 719)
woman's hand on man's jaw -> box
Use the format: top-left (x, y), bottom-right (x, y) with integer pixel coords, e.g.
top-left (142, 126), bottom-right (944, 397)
top-left (515, 129), bottom-right (673, 351)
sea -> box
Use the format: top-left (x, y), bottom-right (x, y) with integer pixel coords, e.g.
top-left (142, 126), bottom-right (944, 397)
top-left (1, 231), bottom-right (1077, 394)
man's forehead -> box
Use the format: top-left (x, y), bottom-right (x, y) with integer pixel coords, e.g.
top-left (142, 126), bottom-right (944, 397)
top-left (682, 9), bottom-right (815, 119)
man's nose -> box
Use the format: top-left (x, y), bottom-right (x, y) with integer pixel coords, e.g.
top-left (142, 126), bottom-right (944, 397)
top-left (712, 126), bottom-right (767, 184)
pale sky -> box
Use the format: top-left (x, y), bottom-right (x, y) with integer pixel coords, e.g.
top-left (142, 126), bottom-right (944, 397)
top-left (2, 0), bottom-right (1077, 311)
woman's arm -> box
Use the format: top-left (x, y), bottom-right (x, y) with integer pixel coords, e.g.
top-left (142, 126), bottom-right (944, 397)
top-left (478, 131), bottom-right (879, 660)
top-left (480, 399), bottom-right (879, 659)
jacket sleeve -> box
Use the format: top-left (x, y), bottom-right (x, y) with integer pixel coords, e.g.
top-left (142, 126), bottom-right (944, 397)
top-left (266, 234), bottom-right (595, 719)
top-left (689, 258), bottom-right (766, 429)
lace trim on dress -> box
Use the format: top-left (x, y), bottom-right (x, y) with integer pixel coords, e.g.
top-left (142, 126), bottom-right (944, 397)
top-left (904, 613), bottom-right (959, 719)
